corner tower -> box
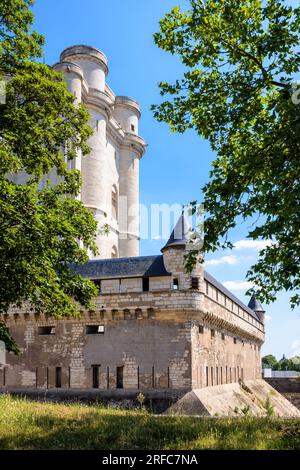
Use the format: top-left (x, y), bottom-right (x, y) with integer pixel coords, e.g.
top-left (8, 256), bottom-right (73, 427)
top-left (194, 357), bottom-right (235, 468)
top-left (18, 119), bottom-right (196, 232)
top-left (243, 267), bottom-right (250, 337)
top-left (248, 295), bottom-right (265, 324)
top-left (53, 45), bottom-right (146, 259)
top-left (162, 213), bottom-right (204, 291)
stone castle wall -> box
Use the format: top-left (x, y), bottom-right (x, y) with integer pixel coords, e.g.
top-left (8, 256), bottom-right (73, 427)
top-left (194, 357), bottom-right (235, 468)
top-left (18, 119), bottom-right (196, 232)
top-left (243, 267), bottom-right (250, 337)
top-left (1, 283), bottom-right (263, 392)
top-left (1, 310), bottom-right (192, 391)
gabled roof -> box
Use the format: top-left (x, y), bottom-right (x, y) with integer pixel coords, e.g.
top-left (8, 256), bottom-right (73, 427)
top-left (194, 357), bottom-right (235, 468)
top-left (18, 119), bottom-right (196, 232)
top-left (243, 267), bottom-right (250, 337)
top-left (70, 255), bottom-right (170, 280)
top-left (204, 271), bottom-right (261, 323)
top-left (161, 213), bottom-right (191, 251)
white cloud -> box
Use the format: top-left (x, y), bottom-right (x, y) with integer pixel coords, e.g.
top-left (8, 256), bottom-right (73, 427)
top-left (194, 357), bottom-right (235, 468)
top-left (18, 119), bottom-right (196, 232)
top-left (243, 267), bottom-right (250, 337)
top-left (233, 239), bottom-right (273, 250)
top-left (222, 280), bottom-right (254, 291)
top-left (291, 340), bottom-right (300, 356)
top-left (206, 255), bottom-right (239, 266)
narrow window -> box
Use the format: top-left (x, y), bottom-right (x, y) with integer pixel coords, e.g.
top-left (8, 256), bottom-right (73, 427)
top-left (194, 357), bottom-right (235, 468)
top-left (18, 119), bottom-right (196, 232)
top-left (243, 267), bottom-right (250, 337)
top-left (111, 186), bottom-right (118, 220)
top-left (111, 245), bottom-right (118, 258)
top-left (55, 367), bottom-right (62, 388)
top-left (86, 325), bottom-right (105, 335)
top-left (172, 278), bottom-right (179, 290)
top-left (38, 326), bottom-right (55, 336)
top-left (131, 124), bottom-right (135, 132)
top-left (143, 277), bottom-right (149, 292)
top-left (216, 366), bottom-right (219, 385)
top-left (199, 325), bottom-right (204, 334)
top-left (221, 332), bottom-right (225, 340)
top-left (116, 366), bottom-right (124, 389)
top-left (211, 367), bottom-right (214, 386)
top-left (234, 337), bottom-right (237, 344)
top-left (211, 329), bottom-right (215, 338)
top-left (226, 366), bottom-right (228, 384)
top-left (191, 277), bottom-right (199, 290)
top-left (92, 365), bottom-right (100, 389)
top-left (220, 367), bottom-right (223, 385)
top-left (206, 366), bottom-right (209, 387)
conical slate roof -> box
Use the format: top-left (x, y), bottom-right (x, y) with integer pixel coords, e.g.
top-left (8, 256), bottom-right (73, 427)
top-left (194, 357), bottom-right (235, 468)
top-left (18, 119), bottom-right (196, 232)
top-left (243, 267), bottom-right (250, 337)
top-left (248, 294), bottom-right (265, 313)
top-left (161, 213), bottom-right (191, 251)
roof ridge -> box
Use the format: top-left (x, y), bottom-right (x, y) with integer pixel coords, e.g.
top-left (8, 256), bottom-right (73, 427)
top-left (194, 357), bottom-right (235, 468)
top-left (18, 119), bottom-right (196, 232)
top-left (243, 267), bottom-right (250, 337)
top-left (80, 254), bottom-right (163, 264)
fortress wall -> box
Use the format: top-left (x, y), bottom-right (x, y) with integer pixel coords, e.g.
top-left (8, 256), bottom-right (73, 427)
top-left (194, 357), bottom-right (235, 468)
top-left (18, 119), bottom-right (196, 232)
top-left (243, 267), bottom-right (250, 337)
top-left (1, 311), bottom-right (192, 391)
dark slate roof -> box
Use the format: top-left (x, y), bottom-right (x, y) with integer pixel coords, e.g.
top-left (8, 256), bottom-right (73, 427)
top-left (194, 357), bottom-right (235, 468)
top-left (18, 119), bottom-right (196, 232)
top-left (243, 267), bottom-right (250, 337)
top-left (161, 213), bottom-right (191, 251)
top-left (70, 254), bottom-right (261, 323)
top-left (70, 255), bottom-right (170, 279)
top-left (204, 271), bottom-right (261, 323)
top-left (248, 294), bottom-right (265, 313)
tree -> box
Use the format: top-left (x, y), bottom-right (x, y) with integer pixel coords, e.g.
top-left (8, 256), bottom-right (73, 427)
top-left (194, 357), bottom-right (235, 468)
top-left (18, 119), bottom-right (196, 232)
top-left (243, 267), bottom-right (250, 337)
top-left (277, 356), bottom-right (290, 371)
top-left (0, 0), bottom-right (99, 353)
top-left (152, 0), bottom-right (300, 308)
top-left (290, 356), bottom-right (300, 372)
top-left (262, 354), bottom-right (278, 370)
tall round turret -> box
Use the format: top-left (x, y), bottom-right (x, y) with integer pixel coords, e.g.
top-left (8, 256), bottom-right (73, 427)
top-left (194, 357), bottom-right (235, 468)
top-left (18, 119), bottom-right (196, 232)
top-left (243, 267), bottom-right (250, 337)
top-left (115, 97), bottom-right (145, 257)
top-left (114, 96), bottom-right (140, 134)
top-left (60, 45), bottom-right (108, 92)
top-left (59, 46), bottom-right (116, 258)
top-left (53, 61), bottom-right (84, 105)
top-left (52, 61), bottom-right (85, 178)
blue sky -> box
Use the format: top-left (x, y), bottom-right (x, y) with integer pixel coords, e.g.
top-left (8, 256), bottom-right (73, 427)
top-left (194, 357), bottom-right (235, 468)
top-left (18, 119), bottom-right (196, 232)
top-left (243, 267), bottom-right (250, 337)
top-left (32, 0), bottom-right (300, 359)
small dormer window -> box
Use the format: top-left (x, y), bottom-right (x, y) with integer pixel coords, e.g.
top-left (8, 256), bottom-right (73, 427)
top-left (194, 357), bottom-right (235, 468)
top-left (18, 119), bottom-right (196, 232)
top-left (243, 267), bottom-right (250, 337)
top-left (172, 278), bottom-right (179, 290)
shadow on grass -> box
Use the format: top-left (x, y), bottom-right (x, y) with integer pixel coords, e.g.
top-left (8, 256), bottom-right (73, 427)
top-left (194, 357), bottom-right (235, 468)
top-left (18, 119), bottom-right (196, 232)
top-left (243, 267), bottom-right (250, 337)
top-left (0, 409), bottom-right (300, 450)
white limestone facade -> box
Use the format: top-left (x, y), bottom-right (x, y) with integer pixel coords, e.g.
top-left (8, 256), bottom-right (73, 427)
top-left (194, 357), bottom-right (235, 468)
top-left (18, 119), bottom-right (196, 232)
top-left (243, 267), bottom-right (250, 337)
top-left (54, 45), bottom-right (147, 259)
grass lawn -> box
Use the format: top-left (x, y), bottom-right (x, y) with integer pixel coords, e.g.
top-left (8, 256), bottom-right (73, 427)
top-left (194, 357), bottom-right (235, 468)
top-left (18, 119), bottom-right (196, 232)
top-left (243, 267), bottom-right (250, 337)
top-left (0, 394), bottom-right (299, 450)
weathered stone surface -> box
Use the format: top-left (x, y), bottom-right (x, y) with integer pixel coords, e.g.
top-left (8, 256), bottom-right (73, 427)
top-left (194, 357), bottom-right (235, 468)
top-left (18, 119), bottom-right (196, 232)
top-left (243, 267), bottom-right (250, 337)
top-left (166, 380), bottom-right (300, 417)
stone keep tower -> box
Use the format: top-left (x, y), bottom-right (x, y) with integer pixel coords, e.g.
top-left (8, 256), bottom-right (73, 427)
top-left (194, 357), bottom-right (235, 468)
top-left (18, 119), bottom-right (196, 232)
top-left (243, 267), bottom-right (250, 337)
top-left (53, 45), bottom-right (147, 259)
